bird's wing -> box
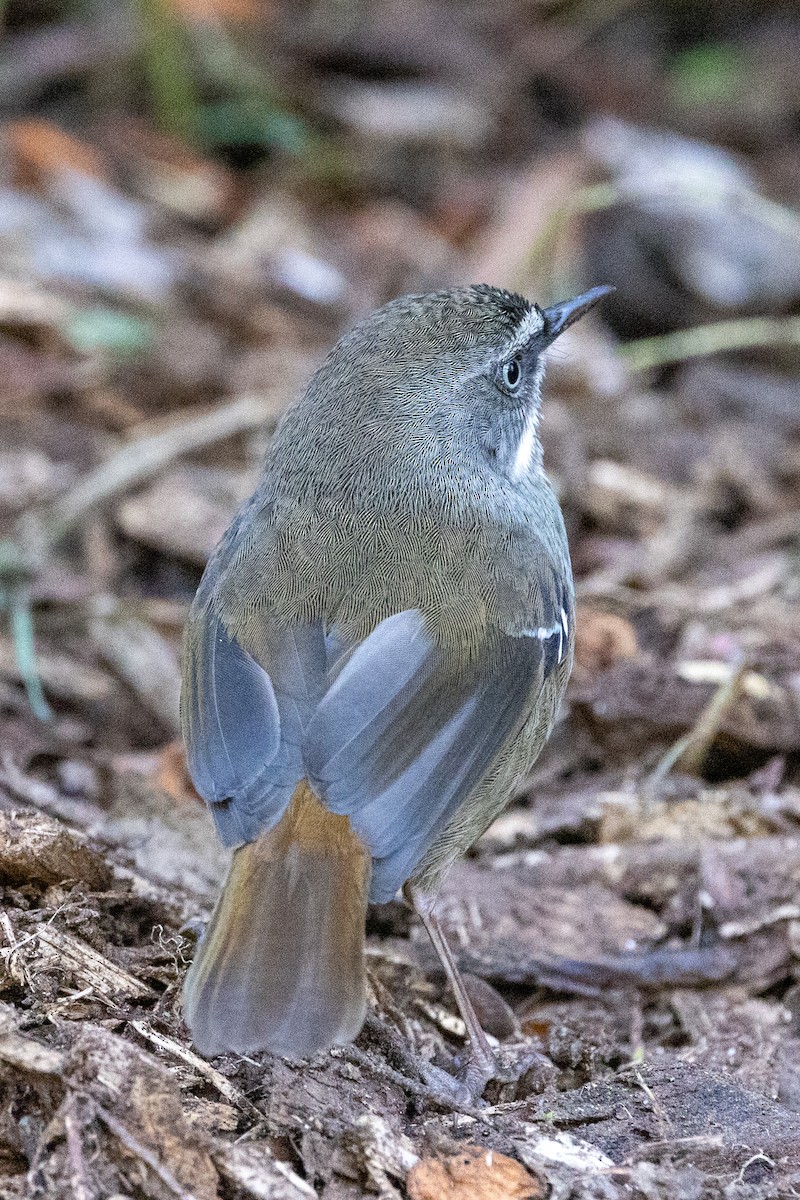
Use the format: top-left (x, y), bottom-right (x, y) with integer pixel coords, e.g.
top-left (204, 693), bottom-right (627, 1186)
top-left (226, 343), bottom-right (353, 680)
top-left (305, 602), bottom-right (567, 904)
top-left (181, 607), bottom-right (326, 845)
top-left (183, 531), bottom-right (571, 890)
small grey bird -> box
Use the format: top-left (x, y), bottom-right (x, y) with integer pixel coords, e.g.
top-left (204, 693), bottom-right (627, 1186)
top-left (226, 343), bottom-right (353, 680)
top-left (181, 282), bottom-right (611, 1094)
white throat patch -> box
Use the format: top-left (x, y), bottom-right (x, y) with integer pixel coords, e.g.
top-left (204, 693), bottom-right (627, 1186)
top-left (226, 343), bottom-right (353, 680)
top-left (511, 360), bottom-right (545, 480)
top-left (511, 407), bottom-right (539, 480)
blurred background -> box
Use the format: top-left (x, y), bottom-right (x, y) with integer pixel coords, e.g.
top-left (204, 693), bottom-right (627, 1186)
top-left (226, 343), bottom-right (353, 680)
top-left (0, 0), bottom-right (797, 809)
top-left (1, 2), bottom-right (800, 1194)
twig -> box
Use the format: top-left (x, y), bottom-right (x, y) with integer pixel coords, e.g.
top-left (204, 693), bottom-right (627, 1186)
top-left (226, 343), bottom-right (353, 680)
top-left (0, 585), bottom-right (51, 721)
top-left (627, 990), bottom-right (644, 1065)
top-left (629, 1133), bottom-right (726, 1161)
top-left (719, 903), bottom-right (800, 939)
top-left (735, 1153), bottom-right (775, 1184)
top-left (130, 1020), bottom-right (263, 1120)
top-left (621, 315), bottom-right (800, 371)
top-left (0, 911), bottom-right (33, 989)
top-left (94, 1100), bottom-right (200, 1200)
top-left (34, 394), bottom-right (275, 552)
top-left (633, 1070), bottom-right (671, 1143)
top-left (648, 652), bottom-right (747, 786)
top-left (63, 1095), bottom-right (94, 1200)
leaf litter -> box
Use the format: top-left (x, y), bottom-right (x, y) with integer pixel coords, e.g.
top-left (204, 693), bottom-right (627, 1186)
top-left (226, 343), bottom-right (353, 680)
top-left (1, 1), bottom-right (800, 1196)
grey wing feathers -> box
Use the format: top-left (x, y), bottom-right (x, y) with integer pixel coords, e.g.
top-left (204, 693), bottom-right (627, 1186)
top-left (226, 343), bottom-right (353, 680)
top-left (304, 611), bottom-right (544, 902)
top-left (181, 609), bottom-right (324, 845)
top-left (184, 600), bottom-right (559, 896)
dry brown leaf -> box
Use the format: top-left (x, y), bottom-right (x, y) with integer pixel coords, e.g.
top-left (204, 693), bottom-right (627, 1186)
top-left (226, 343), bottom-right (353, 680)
top-left (107, 118), bottom-right (240, 225)
top-left (154, 739), bottom-right (204, 807)
top-left (407, 1146), bottom-right (544, 1200)
top-left (6, 118), bottom-right (104, 190)
top-left (574, 608), bottom-right (638, 673)
top-left (168, 0), bottom-right (265, 21)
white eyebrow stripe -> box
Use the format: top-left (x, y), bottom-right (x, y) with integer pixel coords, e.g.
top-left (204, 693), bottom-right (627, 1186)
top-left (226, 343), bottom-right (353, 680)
top-left (503, 306), bottom-right (546, 356)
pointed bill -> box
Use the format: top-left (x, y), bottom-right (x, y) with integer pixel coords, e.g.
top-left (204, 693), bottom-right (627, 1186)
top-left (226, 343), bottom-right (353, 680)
top-left (541, 285), bottom-right (614, 345)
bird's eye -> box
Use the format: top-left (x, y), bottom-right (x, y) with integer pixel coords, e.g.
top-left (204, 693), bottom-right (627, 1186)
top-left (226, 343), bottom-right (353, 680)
top-left (501, 357), bottom-right (522, 391)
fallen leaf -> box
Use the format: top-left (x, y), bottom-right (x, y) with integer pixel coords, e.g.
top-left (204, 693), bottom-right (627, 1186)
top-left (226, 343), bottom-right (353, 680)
top-left (407, 1145), bottom-right (544, 1200)
top-left (6, 118), bottom-right (104, 191)
top-left (574, 608), bottom-right (638, 673)
top-left (155, 739), bottom-right (204, 807)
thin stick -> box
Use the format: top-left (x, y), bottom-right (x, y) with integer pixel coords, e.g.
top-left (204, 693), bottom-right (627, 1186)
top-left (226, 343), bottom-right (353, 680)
top-left (130, 1020), bottom-right (262, 1120)
top-left (94, 1101), bottom-right (200, 1200)
top-left (648, 653), bottom-right (746, 786)
top-left (36, 394), bottom-right (276, 551)
top-left (63, 1095), bottom-right (94, 1200)
top-left (621, 315), bottom-right (800, 372)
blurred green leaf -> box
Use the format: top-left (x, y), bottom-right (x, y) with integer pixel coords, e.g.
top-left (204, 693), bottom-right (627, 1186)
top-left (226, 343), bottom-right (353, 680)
top-left (670, 44), bottom-right (747, 108)
top-left (66, 309), bottom-right (155, 358)
top-left (134, 0), bottom-right (199, 140)
top-left (194, 101), bottom-right (313, 155)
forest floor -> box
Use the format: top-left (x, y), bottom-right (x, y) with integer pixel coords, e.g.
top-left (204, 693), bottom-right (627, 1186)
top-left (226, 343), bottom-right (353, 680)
top-left (1, 2), bottom-right (800, 1197)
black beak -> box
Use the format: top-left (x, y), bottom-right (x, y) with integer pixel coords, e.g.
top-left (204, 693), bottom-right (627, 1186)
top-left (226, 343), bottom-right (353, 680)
top-left (541, 285), bottom-right (614, 345)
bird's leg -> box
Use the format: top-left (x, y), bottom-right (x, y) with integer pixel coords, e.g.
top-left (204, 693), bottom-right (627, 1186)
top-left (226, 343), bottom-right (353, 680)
top-left (405, 883), bottom-right (498, 1099)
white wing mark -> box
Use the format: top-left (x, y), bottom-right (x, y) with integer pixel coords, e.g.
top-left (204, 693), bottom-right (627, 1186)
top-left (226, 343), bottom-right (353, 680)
top-left (518, 609), bottom-right (570, 665)
top-left (559, 606), bottom-right (569, 662)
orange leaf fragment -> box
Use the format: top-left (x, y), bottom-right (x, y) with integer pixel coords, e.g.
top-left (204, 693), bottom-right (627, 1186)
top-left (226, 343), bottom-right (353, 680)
top-left (6, 118), bottom-right (104, 190)
top-left (574, 608), bottom-right (638, 674)
top-left (154, 739), bottom-right (204, 807)
top-left (167, 0), bottom-right (265, 21)
top-left (407, 1145), bottom-right (545, 1200)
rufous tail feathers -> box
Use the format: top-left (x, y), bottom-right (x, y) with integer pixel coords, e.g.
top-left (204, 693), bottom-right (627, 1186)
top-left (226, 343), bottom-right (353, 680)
top-left (184, 781), bottom-right (370, 1057)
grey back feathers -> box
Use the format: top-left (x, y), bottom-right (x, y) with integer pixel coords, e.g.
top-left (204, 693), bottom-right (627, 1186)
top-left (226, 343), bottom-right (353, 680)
top-left (181, 284), bottom-right (575, 902)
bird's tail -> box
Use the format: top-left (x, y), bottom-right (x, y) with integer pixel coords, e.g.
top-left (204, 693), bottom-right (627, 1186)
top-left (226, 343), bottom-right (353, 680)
top-left (184, 780), bottom-right (371, 1058)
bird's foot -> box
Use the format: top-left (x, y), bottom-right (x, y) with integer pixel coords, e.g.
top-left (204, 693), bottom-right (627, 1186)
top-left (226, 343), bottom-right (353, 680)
top-left (421, 1040), bottom-right (555, 1107)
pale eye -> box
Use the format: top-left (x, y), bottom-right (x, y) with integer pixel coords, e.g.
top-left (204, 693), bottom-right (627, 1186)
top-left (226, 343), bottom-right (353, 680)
top-left (501, 356), bottom-right (522, 391)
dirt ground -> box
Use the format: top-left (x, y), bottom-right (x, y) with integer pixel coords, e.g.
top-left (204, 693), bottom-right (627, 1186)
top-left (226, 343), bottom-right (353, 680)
top-left (0, 1), bottom-right (799, 1197)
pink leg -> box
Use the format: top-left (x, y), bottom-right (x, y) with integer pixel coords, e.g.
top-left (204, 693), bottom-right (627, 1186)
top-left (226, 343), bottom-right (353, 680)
top-left (406, 884), bottom-right (498, 1097)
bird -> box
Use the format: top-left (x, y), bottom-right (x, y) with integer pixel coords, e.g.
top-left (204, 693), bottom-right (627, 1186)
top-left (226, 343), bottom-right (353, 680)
top-left (180, 281), bottom-right (611, 1095)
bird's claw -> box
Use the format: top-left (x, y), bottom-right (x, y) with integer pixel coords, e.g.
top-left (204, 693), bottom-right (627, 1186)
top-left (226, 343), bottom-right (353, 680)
top-left (422, 1042), bottom-right (555, 1106)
